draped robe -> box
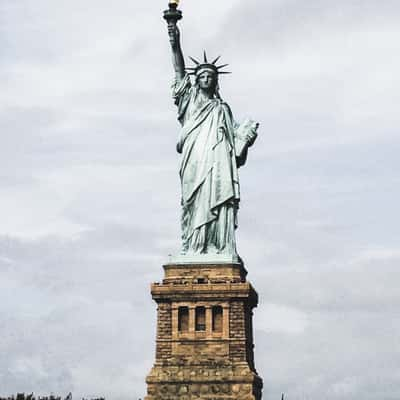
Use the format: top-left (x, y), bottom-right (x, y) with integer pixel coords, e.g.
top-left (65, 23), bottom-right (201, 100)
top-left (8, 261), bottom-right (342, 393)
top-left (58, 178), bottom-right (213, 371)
top-left (173, 75), bottom-right (240, 256)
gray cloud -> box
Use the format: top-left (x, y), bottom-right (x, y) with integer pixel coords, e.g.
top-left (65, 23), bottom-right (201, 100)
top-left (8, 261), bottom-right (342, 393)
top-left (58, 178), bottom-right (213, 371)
top-left (1, 0), bottom-right (399, 399)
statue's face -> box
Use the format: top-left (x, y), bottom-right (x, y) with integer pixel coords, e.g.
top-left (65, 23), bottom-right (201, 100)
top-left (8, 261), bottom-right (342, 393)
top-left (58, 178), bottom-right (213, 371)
top-left (197, 71), bottom-right (217, 92)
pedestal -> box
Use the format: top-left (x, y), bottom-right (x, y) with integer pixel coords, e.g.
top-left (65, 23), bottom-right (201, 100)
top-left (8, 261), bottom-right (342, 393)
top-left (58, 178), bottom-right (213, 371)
top-left (145, 261), bottom-right (263, 400)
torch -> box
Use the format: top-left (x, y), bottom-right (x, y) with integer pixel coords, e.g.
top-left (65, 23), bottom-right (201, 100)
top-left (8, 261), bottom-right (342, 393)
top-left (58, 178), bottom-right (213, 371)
top-left (163, 0), bottom-right (182, 26)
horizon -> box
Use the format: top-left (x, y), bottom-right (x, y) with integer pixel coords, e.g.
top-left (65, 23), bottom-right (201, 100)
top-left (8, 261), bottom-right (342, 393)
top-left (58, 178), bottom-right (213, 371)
top-left (1, 1), bottom-right (399, 399)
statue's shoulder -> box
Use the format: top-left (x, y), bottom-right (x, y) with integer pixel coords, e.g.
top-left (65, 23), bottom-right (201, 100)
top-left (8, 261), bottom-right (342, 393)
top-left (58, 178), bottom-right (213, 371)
top-left (172, 75), bottom-right (194, 104)
top-left (219, 101), bottom-right (233, 116)
top-left (172, 74), bottom-right (192, 91)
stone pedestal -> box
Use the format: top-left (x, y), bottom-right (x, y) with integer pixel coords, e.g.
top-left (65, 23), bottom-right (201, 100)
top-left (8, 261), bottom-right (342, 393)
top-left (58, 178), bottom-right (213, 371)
top-left (145, 262), bottom-right (263, 400)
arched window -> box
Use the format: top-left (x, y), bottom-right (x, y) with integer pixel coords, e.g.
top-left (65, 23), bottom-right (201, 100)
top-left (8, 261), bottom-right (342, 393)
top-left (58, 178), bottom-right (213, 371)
top-left (195, 306), bottom-right (206, 331)
top-left (212, 306), bottom-right (223, 332)
top-left (178, 306), bottom-right (189, 332)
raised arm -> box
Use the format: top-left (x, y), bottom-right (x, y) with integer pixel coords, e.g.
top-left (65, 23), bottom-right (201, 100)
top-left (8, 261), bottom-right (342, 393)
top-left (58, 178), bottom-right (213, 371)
top-left (168, 24), bottom-right (185, 82)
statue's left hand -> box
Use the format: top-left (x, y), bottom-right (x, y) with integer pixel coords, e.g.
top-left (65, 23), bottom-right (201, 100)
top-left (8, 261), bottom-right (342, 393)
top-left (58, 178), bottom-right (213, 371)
top-left (246, 122), bottom-right (259, 147)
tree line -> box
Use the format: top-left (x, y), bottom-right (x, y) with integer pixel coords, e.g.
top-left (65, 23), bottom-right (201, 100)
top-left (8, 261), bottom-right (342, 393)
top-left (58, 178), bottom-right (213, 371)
top-left (0, 394), bottom-right (105, 400)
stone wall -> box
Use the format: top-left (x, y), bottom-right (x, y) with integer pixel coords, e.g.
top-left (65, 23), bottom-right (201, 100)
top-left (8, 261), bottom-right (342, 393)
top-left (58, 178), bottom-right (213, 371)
top-left (146, 262), bottom-right (263, 400)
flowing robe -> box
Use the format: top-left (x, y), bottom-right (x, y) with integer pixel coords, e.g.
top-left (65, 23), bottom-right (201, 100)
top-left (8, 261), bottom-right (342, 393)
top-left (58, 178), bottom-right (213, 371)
top-left (173, 75), bottom-right (240, 255)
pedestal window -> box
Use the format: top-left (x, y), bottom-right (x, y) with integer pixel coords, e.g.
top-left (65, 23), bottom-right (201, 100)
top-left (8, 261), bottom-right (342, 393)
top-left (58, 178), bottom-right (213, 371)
top-left (195, 306), bottom-right (206, 331)
top-left (178, 306), bottom-right (189, 332)
top-left (212, 305), bottom-right (223, 332)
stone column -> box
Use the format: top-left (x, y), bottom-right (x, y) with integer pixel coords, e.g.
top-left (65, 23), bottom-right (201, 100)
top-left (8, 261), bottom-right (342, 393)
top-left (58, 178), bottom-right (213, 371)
top-left (189, 305), bottom-right (195, 334)
top-left (206, 306), bottom-right (212, 335)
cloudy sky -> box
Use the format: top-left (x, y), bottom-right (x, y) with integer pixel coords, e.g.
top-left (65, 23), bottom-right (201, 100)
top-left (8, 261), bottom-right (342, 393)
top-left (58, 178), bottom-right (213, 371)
top-left (1, 0), bottom-right (399, 399)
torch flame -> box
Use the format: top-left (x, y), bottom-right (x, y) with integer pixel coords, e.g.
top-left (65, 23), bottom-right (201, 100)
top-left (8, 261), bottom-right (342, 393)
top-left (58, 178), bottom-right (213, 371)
top-left (170, 0), bottom-right (180, 5)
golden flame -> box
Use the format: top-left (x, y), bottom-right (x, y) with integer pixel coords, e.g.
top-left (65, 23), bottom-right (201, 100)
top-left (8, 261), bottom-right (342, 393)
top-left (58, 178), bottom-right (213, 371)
top-left (170, 0), bottom-right (180, 5)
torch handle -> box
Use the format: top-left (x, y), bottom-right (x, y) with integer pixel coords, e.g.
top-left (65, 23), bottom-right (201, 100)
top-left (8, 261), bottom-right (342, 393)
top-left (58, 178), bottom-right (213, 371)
top-left (163, 3), bottom-right (182, 26)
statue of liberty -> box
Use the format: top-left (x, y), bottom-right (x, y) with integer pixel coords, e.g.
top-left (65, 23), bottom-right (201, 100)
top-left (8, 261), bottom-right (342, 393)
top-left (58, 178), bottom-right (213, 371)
top-left (166, 7), bottom-right (258, 261)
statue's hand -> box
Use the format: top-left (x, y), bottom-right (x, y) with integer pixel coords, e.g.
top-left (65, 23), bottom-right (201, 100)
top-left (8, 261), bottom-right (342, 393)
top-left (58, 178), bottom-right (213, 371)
top-left (168, 24), bottom-right (180, 49)
top-left (245, 122), bottom-right (259, 147)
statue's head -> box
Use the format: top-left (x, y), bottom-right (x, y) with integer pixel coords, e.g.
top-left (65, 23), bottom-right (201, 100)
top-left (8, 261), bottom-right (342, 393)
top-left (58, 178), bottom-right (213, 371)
top-left (196, 69), bottom-right (218, 93)
top-left (187, 51), bottom-right (230, 95)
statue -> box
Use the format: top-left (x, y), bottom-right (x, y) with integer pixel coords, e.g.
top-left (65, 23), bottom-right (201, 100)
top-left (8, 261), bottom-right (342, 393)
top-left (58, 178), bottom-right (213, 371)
top-left (164, 1), bottom-right (258, 261)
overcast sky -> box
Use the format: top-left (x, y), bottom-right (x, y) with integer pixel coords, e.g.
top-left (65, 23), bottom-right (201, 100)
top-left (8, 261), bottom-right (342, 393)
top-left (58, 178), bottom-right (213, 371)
top-left (1, 0), bottom-right (399, 399)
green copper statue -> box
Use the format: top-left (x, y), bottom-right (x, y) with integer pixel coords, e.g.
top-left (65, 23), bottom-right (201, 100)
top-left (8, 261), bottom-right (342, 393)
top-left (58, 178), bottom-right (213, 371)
top-left (165, 3), bottom-right (258, 261)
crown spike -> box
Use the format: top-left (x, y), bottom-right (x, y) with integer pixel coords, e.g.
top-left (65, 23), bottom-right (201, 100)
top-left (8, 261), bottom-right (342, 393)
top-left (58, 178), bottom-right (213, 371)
top-left (211, 55), bottom-right (221, 65)
top-left (217, 63), bottom-right (229, 70)
top-left (189, 56), bottom-right (200, 65)
top-left (188, 53), bottom-right (232, 76)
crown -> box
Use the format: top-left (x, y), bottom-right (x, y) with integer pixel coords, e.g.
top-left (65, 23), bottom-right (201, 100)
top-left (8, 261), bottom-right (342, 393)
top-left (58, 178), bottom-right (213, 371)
top-left (186, 51), bottom-right (231, 77)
